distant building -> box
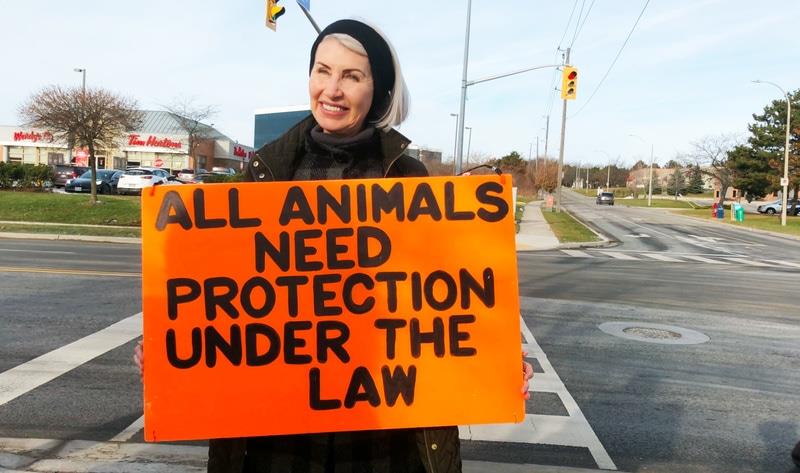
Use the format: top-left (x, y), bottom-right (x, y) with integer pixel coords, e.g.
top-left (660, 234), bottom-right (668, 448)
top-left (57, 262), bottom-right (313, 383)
top-left (0, 110), bottom-right (253, 172)
top-left (406, 144), bottom-right (442, 165)
top-left (253, 105), bottom-right (311, 150)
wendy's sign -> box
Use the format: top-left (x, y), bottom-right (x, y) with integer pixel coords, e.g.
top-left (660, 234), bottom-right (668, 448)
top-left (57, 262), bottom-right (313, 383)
top-left (141, 175), bottom-right (523, 441)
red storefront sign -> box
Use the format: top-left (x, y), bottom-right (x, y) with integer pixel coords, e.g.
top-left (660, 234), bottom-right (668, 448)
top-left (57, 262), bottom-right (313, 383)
top-left (13, 131), bottom-right (54, 143)
top-left (154, 158), bottom-right (164, 168)
top-left (233, 146), bottom-right (247, 158)
top-left (128, 134), bottom-right (182, 149)
top-left (73, 149), bottom-right (89, 166)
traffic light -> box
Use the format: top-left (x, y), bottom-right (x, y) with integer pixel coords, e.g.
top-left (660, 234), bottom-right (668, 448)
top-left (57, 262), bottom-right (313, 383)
top-left (560, 66), bottom-right (578, 100)
top-left (266, 0), bottom-right (285, 31)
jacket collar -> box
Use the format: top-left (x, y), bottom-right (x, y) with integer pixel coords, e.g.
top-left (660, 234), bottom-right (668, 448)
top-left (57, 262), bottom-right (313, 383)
top-left (251, 115), bottom-right (411, 181)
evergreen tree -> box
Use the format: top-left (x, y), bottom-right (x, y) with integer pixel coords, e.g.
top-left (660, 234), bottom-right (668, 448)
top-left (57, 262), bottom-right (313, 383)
top-left (687, 164), bottom-right (705, 194)
top-left (667, 168), bottom-right (687, 195)
top-left (729, 145), bottom-right (771, 202)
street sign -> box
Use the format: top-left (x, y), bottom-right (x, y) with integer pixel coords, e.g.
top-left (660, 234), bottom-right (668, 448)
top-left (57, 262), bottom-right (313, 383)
top-left (780, 177), bottom-right (789, 186)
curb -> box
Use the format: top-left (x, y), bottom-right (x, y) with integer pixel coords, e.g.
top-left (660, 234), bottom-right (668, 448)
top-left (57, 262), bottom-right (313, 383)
top-left (0, 232), bottom-right (141, 245)
top-left (557, 206), bottom-right (617, 250)
top-left (670, 211), bottom-right (800, 242)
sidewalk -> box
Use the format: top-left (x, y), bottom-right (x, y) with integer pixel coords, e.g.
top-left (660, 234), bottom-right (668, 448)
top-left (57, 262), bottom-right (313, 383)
top-left (0, 437), bottom-right (615, 473)
top-left (515, 201), bottom-right (561, 251)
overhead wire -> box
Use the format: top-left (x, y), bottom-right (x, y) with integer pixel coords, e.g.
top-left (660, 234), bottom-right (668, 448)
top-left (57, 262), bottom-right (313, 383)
top-left (568, 0), bottom-right (588, 49)
top-left (569, 0), bottom-right (597, 49)
top-left (569, 0), bottom-right (653, 118)
top-left (542, 0), bottom-right (581, 118)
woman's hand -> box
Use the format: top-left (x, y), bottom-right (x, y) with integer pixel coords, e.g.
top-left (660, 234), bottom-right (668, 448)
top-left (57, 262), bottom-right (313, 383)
top-left (521, 350), bottom-right (534, 400)
top-left (133, 340), bottom-right (144, 382)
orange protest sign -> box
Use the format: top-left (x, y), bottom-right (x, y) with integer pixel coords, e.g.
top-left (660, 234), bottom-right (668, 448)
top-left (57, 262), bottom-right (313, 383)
top-left (141, 174), bottom-right (522, 442)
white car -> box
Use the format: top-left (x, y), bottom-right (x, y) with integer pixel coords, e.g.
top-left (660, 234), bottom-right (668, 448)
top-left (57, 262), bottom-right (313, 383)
top-left (116, 168), bottom-right (180, 195)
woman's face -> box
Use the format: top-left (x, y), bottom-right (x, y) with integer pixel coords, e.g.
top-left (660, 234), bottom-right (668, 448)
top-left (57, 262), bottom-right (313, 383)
top-left (309, 38), bottom-right (374, 137)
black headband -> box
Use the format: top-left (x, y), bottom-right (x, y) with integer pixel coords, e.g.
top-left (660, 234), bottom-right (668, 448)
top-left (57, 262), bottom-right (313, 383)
top-left (309, 19), bottom-right (395, 120)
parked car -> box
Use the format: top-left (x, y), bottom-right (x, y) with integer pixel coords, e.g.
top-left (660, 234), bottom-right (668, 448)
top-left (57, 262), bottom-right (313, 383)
top-left (596, 192), bottom-right (615, 205)
top-left (52, 164), bottom-right (90, 187)
top-left (756, 200), bottom-right (800, 215)
top-left (64, 169), bottom-right (123, 194)
top-left (211, 166), bottom-right (236, 175)
top-left (116, 167), bottom-right (180, 195)
top-left (176, 168), bottom-right (197, 183)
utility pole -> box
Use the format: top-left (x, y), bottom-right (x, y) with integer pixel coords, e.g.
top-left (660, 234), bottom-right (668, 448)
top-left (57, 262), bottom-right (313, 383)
top-left (753, 80), bottom-right (791, 226)
top-left (555, 48), bottom-right (570, 213)
top-left (455, 0), bottom-right (472, 175)
top-left (535, 136), bottom-right (540, 172)
top-left (648, 144), bottom-right (654, 207)
top-left (543, 115), bottom-right (550, 158)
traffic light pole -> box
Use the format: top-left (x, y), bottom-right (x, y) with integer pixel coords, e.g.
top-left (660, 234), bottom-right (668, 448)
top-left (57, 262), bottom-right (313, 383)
top-left (555, 48), bottom-right (570, 213)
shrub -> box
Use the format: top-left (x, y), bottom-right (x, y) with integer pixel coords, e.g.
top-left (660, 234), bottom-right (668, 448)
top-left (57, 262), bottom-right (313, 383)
top-left (0, 163), bottom-right (54, 190)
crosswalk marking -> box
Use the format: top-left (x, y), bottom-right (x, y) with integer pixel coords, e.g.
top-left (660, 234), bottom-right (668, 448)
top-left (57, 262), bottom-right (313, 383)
top-left (764, 259), bottom-right (800, 268)
top-left (721, 257), bottom-right (773, 267)
top-left (681, 255), bottom-right (730, 264)
top-left (110, 416), bottom-right (144, 443)
top-left (599, 251), bottom-right (639, 260)
top-left (0, 313), bottom-right (142, 407)
top-left (641, 253), bottom-right (683, 262)
top-left (561, 250), bottom-right (593, 257)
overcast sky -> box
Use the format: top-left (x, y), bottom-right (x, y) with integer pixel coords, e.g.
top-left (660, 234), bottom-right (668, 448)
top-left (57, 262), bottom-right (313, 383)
top-left (1, 0), bottom-right (797, 167)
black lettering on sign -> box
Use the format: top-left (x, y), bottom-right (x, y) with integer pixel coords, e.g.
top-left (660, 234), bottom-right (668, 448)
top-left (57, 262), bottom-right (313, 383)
top-left (166, 278), bottom-right (201, 320)
top-left (240, 277), bottom-right (276, 318)
top-left (194, 189), bottom-right (226, 229)
top-left (374, 318), bottom-right (407, 359)
top-left (254, 231), bottom-right (290, 272)
top-left (411, 272), bottom-right (423, 311)
top-left (381, 365), bottom-right (417, 406)
top-left (357, 227), bottom-right (391, 267)
top-left (245, 323), bottom-right (281, 366)
top-left (325, 228), bottom-right (356, 270)
top-left (295, 229), bottom-right (324, 271)
top-left (155, 191), bottom-right (192, 230)
top-left (375, 272), bottom-right (407, 313)
top-left (424, 270), bottom-right (457, 311)
top-left (371, 182), bottom-right (405, 222)
top-left (284, 321), bottom-right (313, 364)
top-left (166, 328), bottom-right (202, 368)
top-left (204, 325), bottom-right (242, 368)
top-left (280, 186), bottom-right (315, 225)
top-left (344, 366), bottom-right (381, 408)
top-left (448, 314), bottom-right (477, 356)
top-left (476, 181), bottom-right (509, 222)
top-left (316, 321), bottom-right (350, 363)
top-left (356, 184), bottom-right (368, 222)
top-left (309, 368), bottom-right (342, 410)
top-left (407, 183), bottom-right (442, 221)
top-left (228, 188), bottom-right (261, 228)
top-left (313, 274), bottom-right (343, 316)
top-left (459, 268), bottom-right (495, 309)
top-left (317, 185), bottom-right (351, 224)
top-left (342, 273), bottom-right (375, 314)
top-left (204, 277), bottom-right (240, 320)
top-left (444, 181), bottom-right (475, 220)
top-left (410, 317), bottom-right (445, 358)
top-left (276, 276), bottom-right (309, 317)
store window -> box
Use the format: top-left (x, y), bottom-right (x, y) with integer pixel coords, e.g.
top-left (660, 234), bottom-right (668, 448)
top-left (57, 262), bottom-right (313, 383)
top-left (113, 157), bottom-right (127, 170)
top-left (96, 156), bottom-right (106, 169)
top-left (7, 147), bottom-right (23, 164)
top-left (198, 155), bottom-right (207, 170)
top-left (47, 153), bottom-right (65, 165)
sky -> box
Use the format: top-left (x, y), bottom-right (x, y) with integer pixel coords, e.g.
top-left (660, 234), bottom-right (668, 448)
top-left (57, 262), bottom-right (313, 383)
top-left (1, 0), bottom-right (798, 168)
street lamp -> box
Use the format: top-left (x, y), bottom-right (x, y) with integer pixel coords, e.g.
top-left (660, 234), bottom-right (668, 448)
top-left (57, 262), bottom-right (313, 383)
top-left (753, 80), bottom-right (792, 227)
top-left (628, 134), bottom-right (654, 207)
top-left (465, 126), bottom-right (473, 166)
top-left (73, 68), bottom-right (86, 93)
top-left (450, 113), bottom-right (459, 165)
top-left (595, 149), bottom-right (612, 188)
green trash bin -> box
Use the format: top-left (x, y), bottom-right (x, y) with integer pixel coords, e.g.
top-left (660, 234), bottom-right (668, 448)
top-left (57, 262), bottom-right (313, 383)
top-left (735, 204), bottom-right (744, 222)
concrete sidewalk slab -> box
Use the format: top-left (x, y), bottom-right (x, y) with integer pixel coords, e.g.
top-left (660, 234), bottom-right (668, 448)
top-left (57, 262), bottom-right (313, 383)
top-left (516, 202), bottom-right (560, 251)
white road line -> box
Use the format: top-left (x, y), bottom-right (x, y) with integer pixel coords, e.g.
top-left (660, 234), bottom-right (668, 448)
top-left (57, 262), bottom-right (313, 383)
top-left (0, 248), bottom-right (76, 254)
top-left (515, 318), bottom-right (617, 470)
top-left (642, 253), bottom-right (683, 263)
top-left (599, 251), bottom-right (639, 261)
top-left (721, 257), bottom-right (773, 267)
top-left (0, 313), bottom-right (142, 407)
top-left (681, 255), bottom-right (730, 265)
top-left (561, 250), bottom-right (593, 258)
top-left (110, 416), bottom-right (144, 442)
top-left (763, 259), bottom-right (800, 269)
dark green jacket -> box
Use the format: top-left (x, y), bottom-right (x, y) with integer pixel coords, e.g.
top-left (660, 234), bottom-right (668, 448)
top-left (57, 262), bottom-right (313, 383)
top-left (207, 116), bottom-right (462, 473)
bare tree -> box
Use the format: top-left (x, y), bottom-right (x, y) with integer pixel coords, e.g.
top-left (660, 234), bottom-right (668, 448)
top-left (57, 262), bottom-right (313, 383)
top-left (687, 134), bottom-right (740, 204)
top-left (163, 98), bottom-right (218, 172)
top-left (19, 86), bottom-right (141, 204)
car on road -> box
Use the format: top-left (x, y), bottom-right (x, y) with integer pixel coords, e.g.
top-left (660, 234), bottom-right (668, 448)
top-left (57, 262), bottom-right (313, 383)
top-left (52, 164), bottom-right (90, 187)
top-left (64, 169), bottom-right (123, 194)
top-left (756, 199), bottom-right (800, 215)
top-left (116, 167), bottom-right (180, 195)
top-left (596, 192), bottom-right (615, 205)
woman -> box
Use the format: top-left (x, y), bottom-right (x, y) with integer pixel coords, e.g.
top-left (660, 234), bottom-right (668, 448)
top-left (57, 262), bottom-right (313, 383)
top-left (136, 18), bottom-right (533, 473)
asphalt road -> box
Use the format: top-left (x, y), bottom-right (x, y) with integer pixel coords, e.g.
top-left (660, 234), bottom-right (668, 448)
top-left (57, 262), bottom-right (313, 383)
top-left (0, 194), bottom-right (798, 472)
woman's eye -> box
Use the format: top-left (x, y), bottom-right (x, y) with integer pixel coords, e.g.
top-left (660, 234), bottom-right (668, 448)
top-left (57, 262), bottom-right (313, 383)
top-left (345, 73), bottom-right (360, 82)
top-left (315, 67), bottom-right (329, 75)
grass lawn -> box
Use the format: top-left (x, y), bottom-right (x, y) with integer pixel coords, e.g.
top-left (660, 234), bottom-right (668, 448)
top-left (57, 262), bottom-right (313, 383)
top-left (676, 209), bottom-right (800, 237)
top-left (615, 198), bottom-right (696, 209)
top-left (0, 222), bottom-right (141, 238)
top-left (0, 191), bottom-right (141, 226)
top-left (542, 209), bottom-right (600, 243)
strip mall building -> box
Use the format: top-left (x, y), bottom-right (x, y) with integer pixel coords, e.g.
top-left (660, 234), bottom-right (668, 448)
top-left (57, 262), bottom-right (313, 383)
top-left (0, 111), bottom-right (253, 172)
